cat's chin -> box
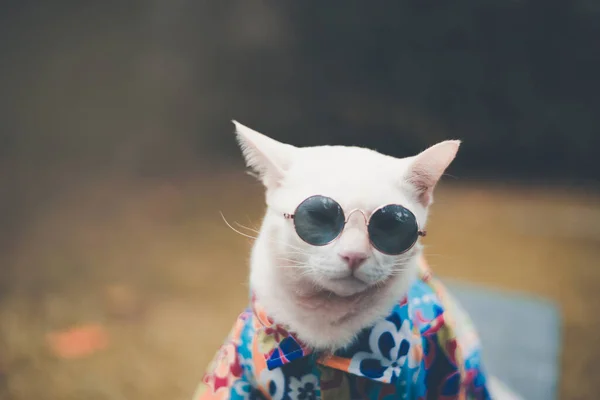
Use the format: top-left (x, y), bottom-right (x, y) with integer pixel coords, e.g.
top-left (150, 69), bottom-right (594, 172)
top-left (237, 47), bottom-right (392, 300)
top-left (316, 275), bottom-right (373, 297)
top-left (324, 273), bottom-right (396, 299)
top-left (293, 275), bottom-right (393, 316)
top-left (285, 273), bottom-right (404, 350)
top-left (294, 287), bottom-right (381, 324)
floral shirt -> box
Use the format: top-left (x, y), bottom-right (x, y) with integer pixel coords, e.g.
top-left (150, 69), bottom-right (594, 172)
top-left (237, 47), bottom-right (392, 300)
top-left (193, 258), bottom-right (490, 400)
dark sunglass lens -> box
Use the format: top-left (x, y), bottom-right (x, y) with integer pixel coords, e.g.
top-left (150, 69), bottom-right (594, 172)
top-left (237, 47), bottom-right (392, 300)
top-left (368, 205), bottom-right (419, 254)
top-left (293, 196), bottom-right (345, 246)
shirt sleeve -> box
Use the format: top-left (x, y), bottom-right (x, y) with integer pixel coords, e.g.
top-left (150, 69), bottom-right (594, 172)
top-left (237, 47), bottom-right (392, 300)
top-left (442, 290), bottom-right (492, 400)
top-left (193, 315), bottom-right (265, 400)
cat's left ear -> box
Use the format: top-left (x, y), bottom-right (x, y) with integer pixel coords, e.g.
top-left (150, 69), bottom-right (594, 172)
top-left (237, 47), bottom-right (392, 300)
top-left (233, 120), bottom-right (297, 190)
top-left (404, 140), bottom-right (461, 206)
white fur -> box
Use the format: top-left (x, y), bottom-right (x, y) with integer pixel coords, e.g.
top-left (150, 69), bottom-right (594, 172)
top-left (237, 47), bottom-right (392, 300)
top-left (233, 120), bottom-right (459, 350)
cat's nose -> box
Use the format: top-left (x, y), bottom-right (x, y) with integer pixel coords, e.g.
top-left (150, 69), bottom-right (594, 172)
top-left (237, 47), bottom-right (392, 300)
top-left (339, 251), bottom-right (368, 271)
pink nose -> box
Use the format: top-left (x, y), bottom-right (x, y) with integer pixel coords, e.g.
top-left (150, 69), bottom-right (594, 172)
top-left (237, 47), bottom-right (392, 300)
top-left (339, 252), bottom-right (368, 271)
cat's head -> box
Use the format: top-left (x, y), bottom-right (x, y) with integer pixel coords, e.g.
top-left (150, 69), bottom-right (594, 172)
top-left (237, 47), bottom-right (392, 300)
top-left (234, 121), bottom-right (459, 348)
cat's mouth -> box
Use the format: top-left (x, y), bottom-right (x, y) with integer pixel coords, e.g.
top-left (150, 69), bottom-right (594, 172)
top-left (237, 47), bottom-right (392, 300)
top-left (327, 276), bottom-right (371, 295)
top-left (310, 274), bottom-right (391, 299)
top-left (294, 276), bottom-right (393, 324)
top-left (291, 274), bottom-right (398, 325)
top-left (296, 284), bottom-right (377, 306)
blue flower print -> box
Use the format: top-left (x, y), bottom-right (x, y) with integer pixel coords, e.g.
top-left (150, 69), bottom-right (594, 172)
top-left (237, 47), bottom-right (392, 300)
top-left (349, 319), bottom-right (421, 384)
top-left (289, 374), bottom-right (321, 400)
top-left (258, 367), bottom-right (285, 400)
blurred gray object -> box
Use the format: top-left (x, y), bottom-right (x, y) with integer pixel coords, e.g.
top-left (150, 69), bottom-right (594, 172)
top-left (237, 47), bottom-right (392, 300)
top-left (445, 280), bottom-right (561, 400)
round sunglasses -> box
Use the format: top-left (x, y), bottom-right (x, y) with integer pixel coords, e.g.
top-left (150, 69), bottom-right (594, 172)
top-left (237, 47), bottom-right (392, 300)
top-left (283, 195), bottom-right (426, 255)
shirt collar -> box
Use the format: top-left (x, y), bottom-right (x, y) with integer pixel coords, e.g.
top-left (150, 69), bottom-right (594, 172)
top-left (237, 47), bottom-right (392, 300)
top-left (251, 256), bottom-right (439, 384)
top-left (251, 294), bottom-right (314, 370)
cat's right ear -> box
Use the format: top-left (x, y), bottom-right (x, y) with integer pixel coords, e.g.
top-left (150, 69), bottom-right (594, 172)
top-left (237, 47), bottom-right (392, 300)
top-left (233, 120), bottom-right (297, 190)
top-left (404, 140), bottom-right (460, 207)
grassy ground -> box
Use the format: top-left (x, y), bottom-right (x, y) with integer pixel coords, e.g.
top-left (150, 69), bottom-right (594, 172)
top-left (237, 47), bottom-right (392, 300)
top-left (0, 172), bottom-right (598, 399)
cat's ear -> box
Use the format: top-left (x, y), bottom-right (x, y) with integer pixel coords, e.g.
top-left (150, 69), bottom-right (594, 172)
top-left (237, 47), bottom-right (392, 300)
top-left (404, 140), bottom-right (460, 206)
top-left (233, 120), bottom-right (297, 189)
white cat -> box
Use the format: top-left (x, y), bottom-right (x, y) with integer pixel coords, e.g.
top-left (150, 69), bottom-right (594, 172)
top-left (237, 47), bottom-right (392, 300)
top-left (200, 120), bottom-right (522, 400)
top-left (237, 120), bottom-right (454, 350)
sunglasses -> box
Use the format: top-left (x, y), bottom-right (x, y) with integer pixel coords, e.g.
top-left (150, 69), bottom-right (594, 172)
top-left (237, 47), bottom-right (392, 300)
top-left (283, 195), bottom-right (426, 255)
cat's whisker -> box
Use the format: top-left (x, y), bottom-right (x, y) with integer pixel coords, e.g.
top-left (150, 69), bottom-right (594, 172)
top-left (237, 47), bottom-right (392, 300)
top-left (391, 262), bottom-right (410, 267)
top-left (277, 243), bottom-right (308, 253)
top-left (276, 249), bottom-right (310, 256)
top-left (281, 256), bottom-right (309, 263)
top-left (220, 212), bottom-right (258, 240)
top-left (284, 268), bottom-right (317, 280)
top-left (278, 251), bottom-right (326, 264)
top-left (280, 253), bottom-right (313, 261)
top-left (221, 214), bottom-right (307, 253)
top-left (271, 261), bottom-right (313, 273)
top-left (276, 257), bottom-right (307, 264)
top-left (389, 262), bottom-right (410, 273)
top-left (234, 221), bottom-right (261, 235)
top-left (374, 279), bottom-right (387, 289)
top-left (245, 215), bottom-right (261, 231)
top-left (275, 262), bottom-right (309, 268)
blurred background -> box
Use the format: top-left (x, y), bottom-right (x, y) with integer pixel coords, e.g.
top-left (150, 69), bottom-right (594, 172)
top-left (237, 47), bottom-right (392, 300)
top-left (1, 1), bottom-right (599, 399)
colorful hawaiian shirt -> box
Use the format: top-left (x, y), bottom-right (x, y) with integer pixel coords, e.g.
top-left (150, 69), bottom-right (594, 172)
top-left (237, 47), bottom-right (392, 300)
top-left (193, 258), bottom-right (490, 400)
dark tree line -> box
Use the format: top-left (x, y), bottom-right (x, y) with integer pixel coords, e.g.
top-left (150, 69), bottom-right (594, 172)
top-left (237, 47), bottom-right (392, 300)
top-left (1, 1), bottom-right (599, 182)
